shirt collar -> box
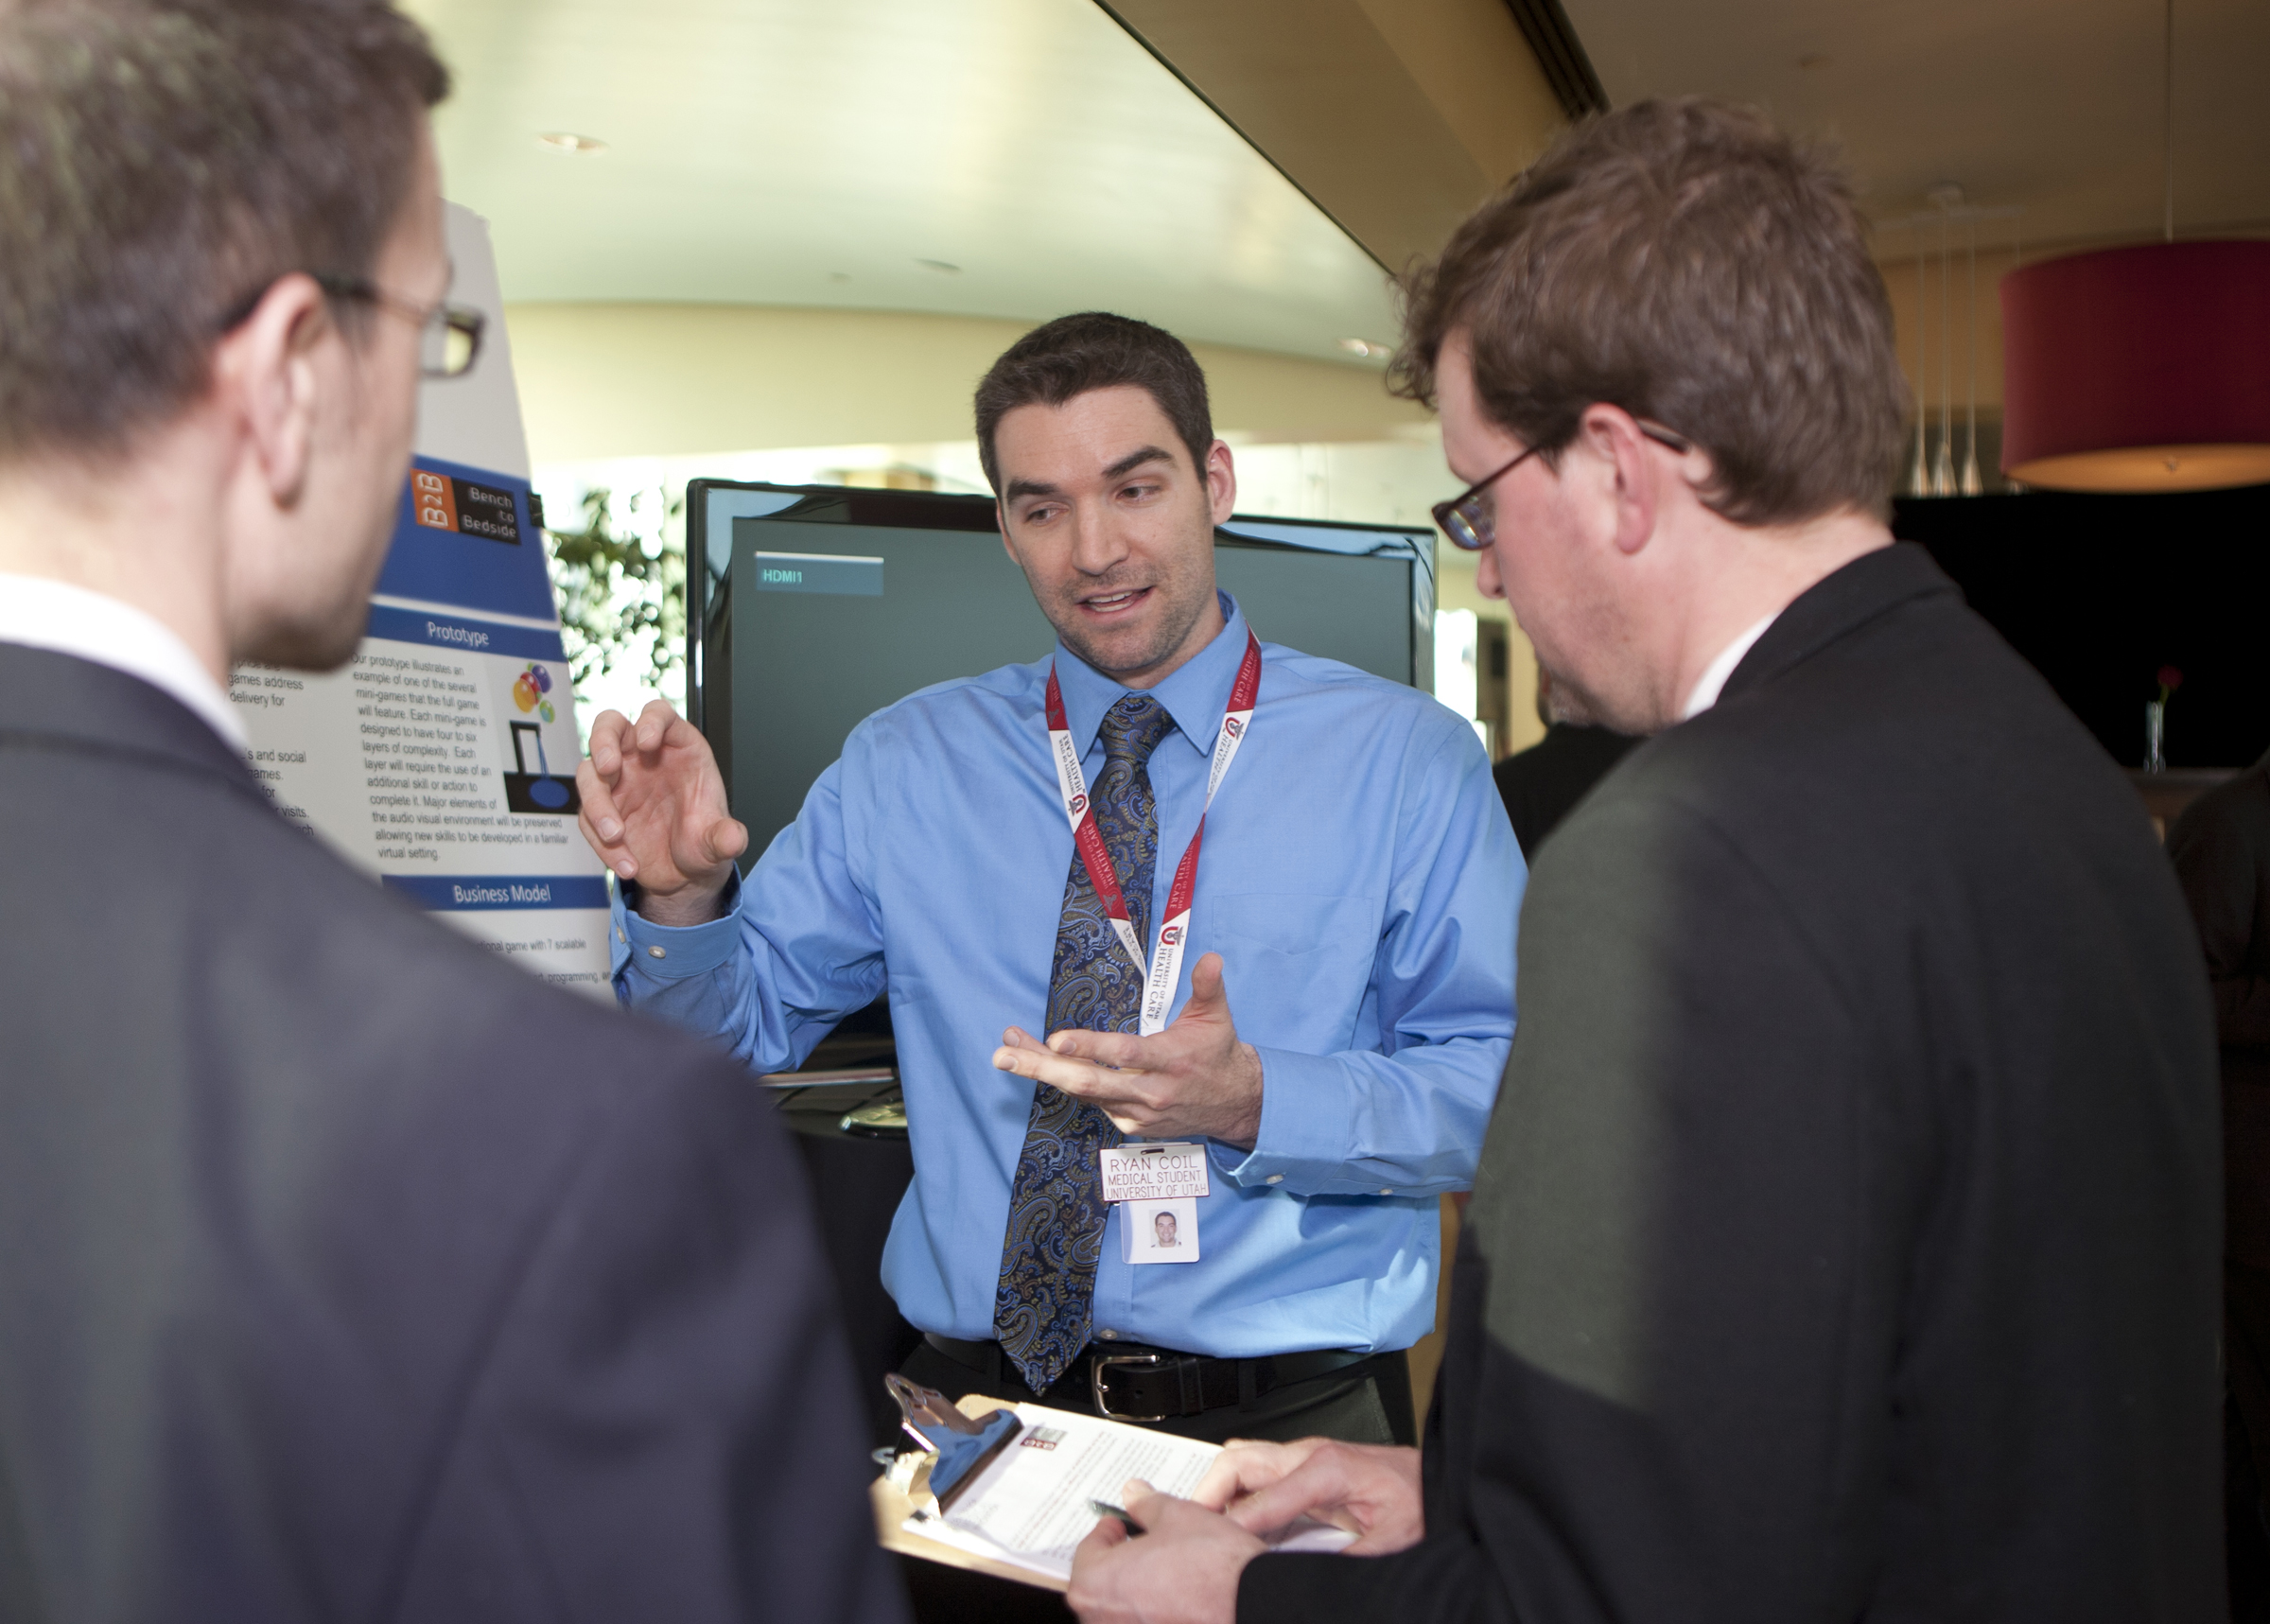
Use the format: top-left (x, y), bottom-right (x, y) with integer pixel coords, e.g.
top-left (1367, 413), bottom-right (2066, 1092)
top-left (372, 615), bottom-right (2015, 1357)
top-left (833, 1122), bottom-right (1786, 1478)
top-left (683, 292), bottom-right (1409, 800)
top-left (1680, 610), bottom-right (1779, 722)
top-left (0, 573), bottom-right (248, 749)
top-left (1051, 591), bottom-right (1251, 760)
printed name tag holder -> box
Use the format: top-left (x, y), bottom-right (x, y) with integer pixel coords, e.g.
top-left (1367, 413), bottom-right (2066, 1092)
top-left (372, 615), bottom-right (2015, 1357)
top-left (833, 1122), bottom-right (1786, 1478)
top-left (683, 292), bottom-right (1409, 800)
top-left (1103, 1144), bottom-right (1209, 1265)
top-left (1044, 632), bottom-right (1262, 1265)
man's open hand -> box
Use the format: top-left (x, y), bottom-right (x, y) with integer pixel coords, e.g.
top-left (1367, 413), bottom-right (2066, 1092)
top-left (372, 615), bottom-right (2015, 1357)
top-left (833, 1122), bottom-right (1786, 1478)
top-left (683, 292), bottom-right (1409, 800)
top-left (992, 952), bottom-right (1264, 1145)
top-left (1194, 1438), bottom-right (1424, 1555)
top-left (1068, 1478), bottom-right (1262, 1624)
top-left (576, 699), bottom-right (746, 927)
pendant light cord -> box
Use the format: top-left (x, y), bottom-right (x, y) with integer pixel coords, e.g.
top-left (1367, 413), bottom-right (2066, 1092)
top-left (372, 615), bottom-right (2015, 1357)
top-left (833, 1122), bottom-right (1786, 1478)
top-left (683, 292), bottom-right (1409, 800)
top-left (2163, 0), bottom-right (2174, 242)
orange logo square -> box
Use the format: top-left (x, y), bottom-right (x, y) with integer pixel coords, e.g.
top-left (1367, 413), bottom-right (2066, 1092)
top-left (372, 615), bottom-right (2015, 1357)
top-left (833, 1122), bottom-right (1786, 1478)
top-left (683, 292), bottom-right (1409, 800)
top-left (411, 469), bottom-right (459, 532)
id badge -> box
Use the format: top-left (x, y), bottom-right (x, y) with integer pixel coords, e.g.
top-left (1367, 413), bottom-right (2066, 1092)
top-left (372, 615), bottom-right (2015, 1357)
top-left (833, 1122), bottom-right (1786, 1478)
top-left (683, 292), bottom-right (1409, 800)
top-left (1101, 1143), bottom-right (1208, 1266)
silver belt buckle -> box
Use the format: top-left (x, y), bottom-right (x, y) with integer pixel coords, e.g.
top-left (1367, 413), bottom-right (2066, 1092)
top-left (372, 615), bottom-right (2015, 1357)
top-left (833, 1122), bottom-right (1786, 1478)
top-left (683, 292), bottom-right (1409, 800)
top-left (1091, 1352), bottom-right (1171, 1421)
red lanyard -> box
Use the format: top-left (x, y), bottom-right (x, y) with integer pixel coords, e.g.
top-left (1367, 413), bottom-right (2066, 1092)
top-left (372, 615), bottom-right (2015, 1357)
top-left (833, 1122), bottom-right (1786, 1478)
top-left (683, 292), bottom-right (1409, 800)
top-left (1044, 630), bottom-right (1263, 1035)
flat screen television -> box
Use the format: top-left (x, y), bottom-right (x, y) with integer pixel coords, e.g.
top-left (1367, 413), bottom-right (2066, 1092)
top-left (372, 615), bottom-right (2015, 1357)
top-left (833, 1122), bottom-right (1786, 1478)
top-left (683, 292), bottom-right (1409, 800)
top-left (688, 480), bottom-right (1436, 865)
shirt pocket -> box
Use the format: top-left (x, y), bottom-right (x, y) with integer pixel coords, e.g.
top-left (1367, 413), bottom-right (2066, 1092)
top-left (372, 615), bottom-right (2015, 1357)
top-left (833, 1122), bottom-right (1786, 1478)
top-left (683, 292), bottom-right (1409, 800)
top-left (1198, 891), bottom-right (1382, 1051)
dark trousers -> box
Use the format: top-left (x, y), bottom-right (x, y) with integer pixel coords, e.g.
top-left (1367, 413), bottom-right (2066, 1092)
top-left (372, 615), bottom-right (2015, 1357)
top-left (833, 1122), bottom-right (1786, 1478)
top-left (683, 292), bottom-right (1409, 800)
top-left (891, 1336), bottom-right (1414, 1624)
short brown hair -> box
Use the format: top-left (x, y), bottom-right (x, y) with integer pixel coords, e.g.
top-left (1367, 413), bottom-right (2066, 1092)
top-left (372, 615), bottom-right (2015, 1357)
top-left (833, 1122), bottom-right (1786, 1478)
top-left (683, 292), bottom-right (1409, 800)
top-left (0, 0), bottom-right (449, 463)
top-left (1393, 98), bottom-right (1907, 526)
top-left (974, 313), bottom-right (1214, 493)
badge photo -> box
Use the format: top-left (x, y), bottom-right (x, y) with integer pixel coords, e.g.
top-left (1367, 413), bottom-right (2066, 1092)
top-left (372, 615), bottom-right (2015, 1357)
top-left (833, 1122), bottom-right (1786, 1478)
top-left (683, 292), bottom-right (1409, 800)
top-left (1123, 1196), bottom-right (1199, 1265)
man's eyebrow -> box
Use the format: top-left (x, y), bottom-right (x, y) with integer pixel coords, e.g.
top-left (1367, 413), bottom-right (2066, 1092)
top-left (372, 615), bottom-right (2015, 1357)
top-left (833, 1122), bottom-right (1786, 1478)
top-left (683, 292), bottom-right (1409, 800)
top-left (1003, 445), bottom-right (1176, 503)
top-left (1104, 445), bottom-right (1176, 481)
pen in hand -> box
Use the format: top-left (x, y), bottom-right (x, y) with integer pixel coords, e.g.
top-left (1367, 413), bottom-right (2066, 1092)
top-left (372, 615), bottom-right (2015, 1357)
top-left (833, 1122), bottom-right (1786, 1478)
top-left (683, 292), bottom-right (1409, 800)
top-left (1089, 1497), bottom-right (1144, 1534)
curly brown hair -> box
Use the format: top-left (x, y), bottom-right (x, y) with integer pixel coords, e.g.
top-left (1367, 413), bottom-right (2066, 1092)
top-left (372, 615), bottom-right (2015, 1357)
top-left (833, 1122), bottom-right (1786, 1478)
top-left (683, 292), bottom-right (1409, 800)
top-left (1393, 98), bottom-right (1908, 526)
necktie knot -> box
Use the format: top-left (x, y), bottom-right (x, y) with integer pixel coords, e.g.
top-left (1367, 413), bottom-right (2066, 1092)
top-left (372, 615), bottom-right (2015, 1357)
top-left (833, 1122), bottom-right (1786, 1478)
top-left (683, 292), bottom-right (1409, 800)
top-left (1099, 693), bottom-right (1174, 768)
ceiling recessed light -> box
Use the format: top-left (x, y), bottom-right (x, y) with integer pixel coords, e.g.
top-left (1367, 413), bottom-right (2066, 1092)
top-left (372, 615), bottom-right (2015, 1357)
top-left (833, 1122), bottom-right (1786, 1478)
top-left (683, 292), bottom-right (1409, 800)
top-left (1338, 338), bottom-right (1390, 358)
top-left (917, 258), bottom-right (963, 275)
top-left (536, 132), bottom-right (606, 155)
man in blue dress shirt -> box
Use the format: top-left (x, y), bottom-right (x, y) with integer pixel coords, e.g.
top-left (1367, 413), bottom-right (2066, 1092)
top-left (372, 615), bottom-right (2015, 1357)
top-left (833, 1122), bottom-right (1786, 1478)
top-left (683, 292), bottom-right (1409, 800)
top-left (576, 313), bottom-right (1520, 1444)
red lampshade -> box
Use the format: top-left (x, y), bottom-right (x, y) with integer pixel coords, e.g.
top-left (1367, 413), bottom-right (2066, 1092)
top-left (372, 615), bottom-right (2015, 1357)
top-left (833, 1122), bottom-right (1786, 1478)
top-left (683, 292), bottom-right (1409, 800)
top-left (1999, 239), bottom-right (2270, 493)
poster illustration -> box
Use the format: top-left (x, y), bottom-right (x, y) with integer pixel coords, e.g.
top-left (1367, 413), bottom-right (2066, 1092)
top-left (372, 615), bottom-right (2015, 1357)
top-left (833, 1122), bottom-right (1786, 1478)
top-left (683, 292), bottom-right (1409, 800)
top-left (229, 204), bottom-right (613, 996)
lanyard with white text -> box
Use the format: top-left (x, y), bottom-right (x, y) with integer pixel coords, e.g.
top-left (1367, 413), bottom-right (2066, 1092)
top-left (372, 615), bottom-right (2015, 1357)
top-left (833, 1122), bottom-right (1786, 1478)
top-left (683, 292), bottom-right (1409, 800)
top-left (1044, 630), bottom-right (1263, 1036)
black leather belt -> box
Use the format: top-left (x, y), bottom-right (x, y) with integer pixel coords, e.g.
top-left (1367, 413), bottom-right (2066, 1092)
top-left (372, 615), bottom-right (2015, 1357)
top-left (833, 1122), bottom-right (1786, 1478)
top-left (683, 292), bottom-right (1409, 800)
top-left (922, 1333), bottom-right (1376, 1422)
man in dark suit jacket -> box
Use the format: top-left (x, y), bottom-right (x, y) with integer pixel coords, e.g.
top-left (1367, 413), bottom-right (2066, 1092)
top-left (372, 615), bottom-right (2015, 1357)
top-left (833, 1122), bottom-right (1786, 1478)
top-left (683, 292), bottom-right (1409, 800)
top-left (0, 4), bottom-right (900, 1619)
top-left (1067, 98), bottom-right (2221, 1624)
top-left (2168, 754), bottom-right (2270, 1612)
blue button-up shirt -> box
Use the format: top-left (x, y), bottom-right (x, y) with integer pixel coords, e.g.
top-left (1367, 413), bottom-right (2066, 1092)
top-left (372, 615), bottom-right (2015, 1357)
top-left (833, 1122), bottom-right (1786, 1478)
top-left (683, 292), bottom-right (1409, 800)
top-left (613, 595), bottom-right (1521, 1357)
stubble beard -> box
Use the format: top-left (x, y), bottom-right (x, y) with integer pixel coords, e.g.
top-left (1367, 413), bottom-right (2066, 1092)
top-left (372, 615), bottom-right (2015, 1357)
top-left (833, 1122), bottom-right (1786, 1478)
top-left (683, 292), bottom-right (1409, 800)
top-left (1518, 573), bottom-right (1668, 737)
top-left (242, 604), bottom-right (367, 672)
top-left (1047, 567), bottom-right (1214, 682)
top-left (1544, 658), bottom-right (1667, 737)
top-left (235, 509), bottom-right (395, 673)
top-left (1528, 600), bottom-right (1665, 736)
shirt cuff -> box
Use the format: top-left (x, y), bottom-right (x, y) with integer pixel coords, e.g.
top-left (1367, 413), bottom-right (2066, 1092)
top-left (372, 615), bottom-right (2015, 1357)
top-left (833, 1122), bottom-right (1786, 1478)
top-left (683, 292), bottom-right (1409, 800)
top-left (1217, 1046), bottom-right (1393, 1196)
top-left (616, 870), bottom-right (745, 979)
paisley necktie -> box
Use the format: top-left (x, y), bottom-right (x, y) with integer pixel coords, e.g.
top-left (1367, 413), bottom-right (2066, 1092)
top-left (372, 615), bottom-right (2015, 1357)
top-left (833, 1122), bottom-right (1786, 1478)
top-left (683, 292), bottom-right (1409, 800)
top-left (993, 692), bottom-right (1176, 1392)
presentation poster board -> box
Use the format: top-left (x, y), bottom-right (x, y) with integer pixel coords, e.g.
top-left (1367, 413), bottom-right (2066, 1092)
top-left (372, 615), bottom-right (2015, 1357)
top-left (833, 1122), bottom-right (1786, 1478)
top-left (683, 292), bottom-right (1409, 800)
top-left (229, 203), bottom-right (613, 997)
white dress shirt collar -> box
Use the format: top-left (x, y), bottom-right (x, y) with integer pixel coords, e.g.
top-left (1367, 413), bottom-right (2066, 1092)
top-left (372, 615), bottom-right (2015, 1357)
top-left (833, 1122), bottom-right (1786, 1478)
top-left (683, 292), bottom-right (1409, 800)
top-left (0, 573), bottom-right (248, 750)
top-left (1680, 610), bottom-right (1779, 722)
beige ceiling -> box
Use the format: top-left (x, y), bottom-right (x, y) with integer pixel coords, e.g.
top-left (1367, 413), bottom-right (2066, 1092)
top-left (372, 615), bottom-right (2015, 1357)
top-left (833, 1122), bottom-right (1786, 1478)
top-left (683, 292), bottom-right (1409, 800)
top-left (1102, 0), bottom-right (1564, 273)
top-left (403, 0), bottom-right (1410, 363)
top-left (1561, 0), bottom-right (2270, 252)
top-left (402, 0), bottom-right (2263, 420)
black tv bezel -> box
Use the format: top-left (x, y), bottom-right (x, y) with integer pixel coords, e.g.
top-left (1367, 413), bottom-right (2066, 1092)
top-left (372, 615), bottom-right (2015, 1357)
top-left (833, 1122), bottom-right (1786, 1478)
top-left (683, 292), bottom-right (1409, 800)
top-left (685, 480), bottom-right (1438, 779)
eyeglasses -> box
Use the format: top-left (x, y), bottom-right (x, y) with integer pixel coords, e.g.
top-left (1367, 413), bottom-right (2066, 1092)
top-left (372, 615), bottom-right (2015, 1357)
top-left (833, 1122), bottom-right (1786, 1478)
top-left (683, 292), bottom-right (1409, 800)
top-left (311, 272), bottom-right (485, 379)
top-left (1431, 420), bottom-right (1696, 551)
top-left (215, 271), bottom-right (485, 380)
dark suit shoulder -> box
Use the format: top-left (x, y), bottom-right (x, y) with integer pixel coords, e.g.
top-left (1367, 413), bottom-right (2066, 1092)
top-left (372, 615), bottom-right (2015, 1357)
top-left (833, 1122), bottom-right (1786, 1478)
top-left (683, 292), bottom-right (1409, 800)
top-left (1482, 553), bottom-right (2222, 1620)
top-left (1580, 577), bottom-right (2173, 937)
top-left (1, 678), bottom-right (902, 1621)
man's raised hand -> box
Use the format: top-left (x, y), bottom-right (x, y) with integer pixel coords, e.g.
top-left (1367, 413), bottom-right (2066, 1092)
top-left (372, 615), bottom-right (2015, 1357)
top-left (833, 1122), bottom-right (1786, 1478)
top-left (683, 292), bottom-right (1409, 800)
top-left (576, 699), bottom-right (747, 927)
top-left (991, 952), bottom-right (1265, 1146)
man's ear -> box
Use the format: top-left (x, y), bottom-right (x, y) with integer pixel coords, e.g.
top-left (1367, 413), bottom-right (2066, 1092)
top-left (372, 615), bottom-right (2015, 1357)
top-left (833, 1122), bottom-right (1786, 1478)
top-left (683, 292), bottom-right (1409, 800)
top-left (1203, 440), bottom-right (1236, 526)
top-left (997, 501), bottom-right (1021, 566)
top-left (210, 272), bottom-right (331, 512)
top-left (1580, 406), bottom-right (1664, 559)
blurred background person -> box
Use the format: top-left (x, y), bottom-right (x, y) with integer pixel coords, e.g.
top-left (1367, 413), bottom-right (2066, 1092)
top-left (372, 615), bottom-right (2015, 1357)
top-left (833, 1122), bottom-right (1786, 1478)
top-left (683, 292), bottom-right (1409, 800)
top-left (1493, 658), bottom-right (1639, 862)
top-left (2169, 752), bottom-right (2270, 1620)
